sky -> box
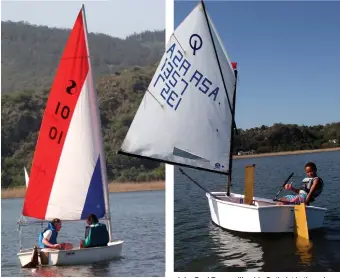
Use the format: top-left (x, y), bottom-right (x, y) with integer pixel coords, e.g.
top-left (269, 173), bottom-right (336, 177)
top-left (175, 0), bottom-right (340, 129)
top-left (1, 0), bottom-right (165, 38)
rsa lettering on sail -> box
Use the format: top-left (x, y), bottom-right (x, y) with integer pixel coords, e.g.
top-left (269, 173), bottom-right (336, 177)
top-left (48, 80), bottom-right (76, 144)
top-left (153, 41), bottom-right (219, 111)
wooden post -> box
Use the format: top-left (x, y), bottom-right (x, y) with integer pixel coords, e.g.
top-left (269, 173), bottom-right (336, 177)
top-left (244, 164), bottom-right (255, 205)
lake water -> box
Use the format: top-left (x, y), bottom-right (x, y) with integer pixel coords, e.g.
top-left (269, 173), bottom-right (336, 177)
top-left (1, 190), bottom-right (165, 277)
top-left (174, 151), bottom-right (340, 272)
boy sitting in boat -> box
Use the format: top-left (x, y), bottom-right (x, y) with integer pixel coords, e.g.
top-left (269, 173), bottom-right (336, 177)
top-left (38, 218), bottom-right (73, 250)
top-left (277, 162), bottom-right (324, 205)
top-left (80, 214), bottom-right (109, 248)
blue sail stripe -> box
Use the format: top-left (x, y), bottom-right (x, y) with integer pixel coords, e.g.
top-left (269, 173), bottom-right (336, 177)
top-left (80, 156), bottom-right (105, 219)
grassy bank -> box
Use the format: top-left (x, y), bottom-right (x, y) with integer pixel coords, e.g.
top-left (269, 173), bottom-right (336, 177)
top-left (1, 180), bottom-right (165, 199)
top-left (233, 147), bottom-right (340, 159)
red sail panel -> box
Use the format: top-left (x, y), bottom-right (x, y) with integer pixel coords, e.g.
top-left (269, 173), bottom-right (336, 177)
top-left (23, 9), bottom-right (89, 219)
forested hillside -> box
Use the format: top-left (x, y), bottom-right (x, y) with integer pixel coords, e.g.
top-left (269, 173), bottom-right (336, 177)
top-left (233, 123), bottom-right (340, 154)
top-left (1, 21), bottom-right (164, 94)
top-left (1, 64), bottom-right (165, 188)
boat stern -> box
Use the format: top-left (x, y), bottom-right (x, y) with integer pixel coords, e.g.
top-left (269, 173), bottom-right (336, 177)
top-left (206, 192), bottom-right (327, 233)
top-left (206, 192), bottom-right (262, 232)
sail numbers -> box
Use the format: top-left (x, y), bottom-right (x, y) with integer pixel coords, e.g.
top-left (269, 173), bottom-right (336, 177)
top-left (49, 126), bottom-right (63, 144)
top-left (152, 41), bottom-right (219, 112)
top-left (48, 80), bottom-right (77, 144)
top-left (55, 102), bottom-right (70, 119)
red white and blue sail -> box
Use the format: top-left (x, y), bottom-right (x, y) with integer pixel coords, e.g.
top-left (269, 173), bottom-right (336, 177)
top-left (23, 7), bottom-right (108, 221)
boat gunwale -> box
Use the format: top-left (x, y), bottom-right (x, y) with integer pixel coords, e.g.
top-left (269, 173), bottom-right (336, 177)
top-left (17, 240), bottom-right (124, 256)
top-left (206, 192), bottom-right (327, 211)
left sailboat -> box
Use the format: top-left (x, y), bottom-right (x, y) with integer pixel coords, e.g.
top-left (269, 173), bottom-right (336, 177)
top-left (17, 5), bottom-right (123, 267)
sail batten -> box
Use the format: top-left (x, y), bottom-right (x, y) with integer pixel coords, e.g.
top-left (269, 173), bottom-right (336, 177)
top-left (120, 2), bottom-right (236, 174)
top-left (117, 150), bottom-right (229, 175)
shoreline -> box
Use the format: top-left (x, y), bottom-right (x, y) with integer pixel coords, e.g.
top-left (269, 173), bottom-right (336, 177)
top-left (233, 147), bottom-right (340, 159)
top-left (1, 181), bottom-right (165, 199)
top-left (2, 147), bottom-right (339, 199)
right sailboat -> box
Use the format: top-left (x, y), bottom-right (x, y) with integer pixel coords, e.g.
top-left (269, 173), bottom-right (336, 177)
top-left (119, 0), bottom-right (327, 233)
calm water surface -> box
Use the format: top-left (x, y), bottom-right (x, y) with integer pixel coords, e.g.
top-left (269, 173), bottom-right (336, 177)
top-left (1, 190), bottom-right (165, 277)
top-left (174, 151), bottom-right (340, 272)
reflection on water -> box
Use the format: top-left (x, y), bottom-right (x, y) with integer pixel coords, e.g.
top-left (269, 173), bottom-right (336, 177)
top-left (295, 237), bottom-right (313, 266)
top-left (210, 225), bottom-right (317, 271)
top-left (21, 262), bottom-right (110, 277)
top-left (208, 225), bottom-right (264, 271)
top-left (21, 261), bottom-right (112, 277)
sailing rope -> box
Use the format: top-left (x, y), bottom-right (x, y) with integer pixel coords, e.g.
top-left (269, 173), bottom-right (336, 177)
top-left (178, 168), bottom-right (223, 201)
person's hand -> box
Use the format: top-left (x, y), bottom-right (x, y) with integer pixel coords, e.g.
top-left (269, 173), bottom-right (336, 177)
top-left (53, 244), bottom-right (61, 249)
top-left (284, 183), bottom-right (293, 190)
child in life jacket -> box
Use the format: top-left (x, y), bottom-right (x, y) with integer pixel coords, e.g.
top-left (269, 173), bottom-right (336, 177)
top-left (277, 162), bottom-right (324, 205)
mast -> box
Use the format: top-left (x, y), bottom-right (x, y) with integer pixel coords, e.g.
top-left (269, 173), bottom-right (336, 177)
top-left (227, 65), bottom-right (238, 196)
top-left (201, 0), bottom-right (238, 192)
top-left (81, 4), bottom-right (113, 241)
top-left (200, 0), bottom-right (236, 133)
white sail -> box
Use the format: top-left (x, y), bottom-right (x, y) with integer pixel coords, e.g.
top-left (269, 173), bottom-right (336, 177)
top-left (120, 2), bottom-right (236, 174)
top-left (24, 167), bottom-right (29, 188)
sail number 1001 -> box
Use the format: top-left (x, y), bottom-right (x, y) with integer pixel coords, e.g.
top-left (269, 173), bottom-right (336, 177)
top-left (49, 101), bottom-right (71, 144)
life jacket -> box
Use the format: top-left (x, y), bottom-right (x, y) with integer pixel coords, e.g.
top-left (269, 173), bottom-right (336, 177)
top-left (300, 176), bottom-right (324, 202)
top-left (85, 223), bottom-right (109, 248)
top-left (38, 222), bottom-right (58, 248)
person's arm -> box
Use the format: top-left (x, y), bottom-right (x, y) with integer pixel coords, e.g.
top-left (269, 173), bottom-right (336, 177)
top-left (284, 183), bottom-right (299, 194)
top-left (305, 178), bottom-right (319, 205)
top-left (83, 228), bottom-right (92, 248)
top-left (42, 230), bottom-right (61, 249)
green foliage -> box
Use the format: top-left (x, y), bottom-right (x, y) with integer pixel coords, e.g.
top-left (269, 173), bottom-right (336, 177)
top-left (1, 21), bottom-right (165, 94)
top-left (1, 64), bottom-right (165, 188)
top-left (233, 123), bottom-right (340, 154)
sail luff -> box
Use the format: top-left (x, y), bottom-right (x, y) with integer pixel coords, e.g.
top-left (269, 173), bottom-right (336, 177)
top-left (227, 66), bottom-right (238, 196)
top-left (81, 4), bottom-right (113, 242)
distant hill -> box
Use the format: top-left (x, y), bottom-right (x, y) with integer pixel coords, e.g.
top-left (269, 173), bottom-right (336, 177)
top-left (1, 21), bottom-right (165, 94)
top-left (233, 122), bottom-right (340, 154)
top-left (1, 64), bottom-right (165, 188)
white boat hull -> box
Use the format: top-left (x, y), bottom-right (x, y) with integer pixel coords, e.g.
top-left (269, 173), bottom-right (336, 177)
top-left (17, 240), bottom-right (123, 267)
top-left (206, 192), bottom-right (326, 233)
